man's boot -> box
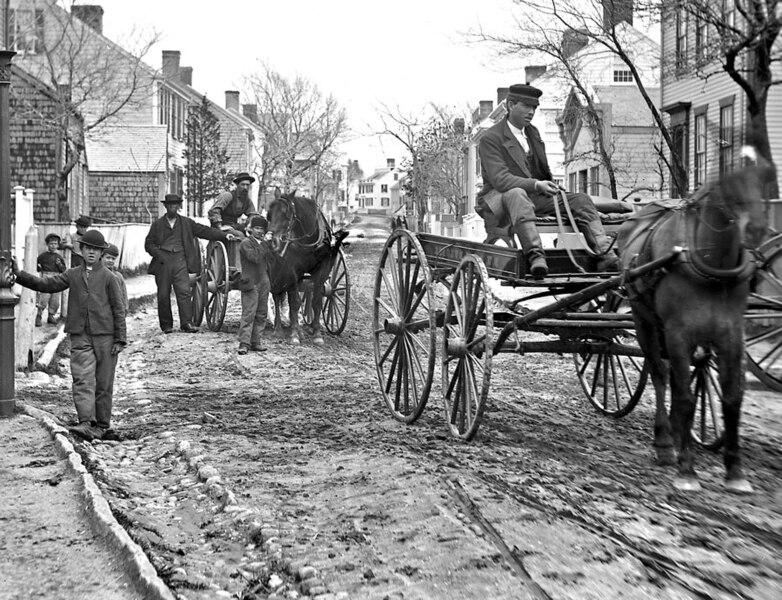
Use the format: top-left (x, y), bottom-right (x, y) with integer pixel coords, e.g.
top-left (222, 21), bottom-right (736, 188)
top-left (513, 220), bottom-right (548, 280)
top-left (579, 220), bottom-right (620, 272)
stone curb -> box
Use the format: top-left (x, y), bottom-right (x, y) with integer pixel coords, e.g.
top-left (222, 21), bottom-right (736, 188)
top-left (19, 402), bottom-right (176, 600)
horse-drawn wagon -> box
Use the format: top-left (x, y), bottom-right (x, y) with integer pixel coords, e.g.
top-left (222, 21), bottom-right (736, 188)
top-left (190, 194), bottom-right (351, 339)
top-left (372, 165), bottom-right (781, 492)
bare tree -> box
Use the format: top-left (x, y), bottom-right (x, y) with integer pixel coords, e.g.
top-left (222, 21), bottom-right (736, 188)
top-left (243, 64), bottom-right (349, 200)
top-left (471, 0), bottom-right (687, 195)
top-left (9, 0), bottom-right (159, 216)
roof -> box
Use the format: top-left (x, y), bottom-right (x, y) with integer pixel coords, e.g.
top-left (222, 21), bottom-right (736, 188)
top-left (85, 125), bottom-right (168, 172)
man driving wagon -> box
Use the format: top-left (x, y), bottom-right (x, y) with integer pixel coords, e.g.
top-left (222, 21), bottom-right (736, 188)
top-left (208, 172), bottom-right (261, 277)
top-left (475, 83), bottom-right (620, 279)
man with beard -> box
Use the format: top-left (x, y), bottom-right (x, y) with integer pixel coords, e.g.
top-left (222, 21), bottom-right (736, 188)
top-left (475, 84), bottom-right (619, 279)
top-left (208, 172), bottom-right (261, 237)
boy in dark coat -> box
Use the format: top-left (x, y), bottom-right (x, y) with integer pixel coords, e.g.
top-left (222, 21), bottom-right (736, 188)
top-left (13, 230), bottom-right (126, 441)
top-left (237, 215), bottom-right (272, 354)
top-left (35, 232), bottom-right (67, 326)
top-left (145, 194), bottom-right (234, 334)
top-left (103, 243), bottom-right (128, 313)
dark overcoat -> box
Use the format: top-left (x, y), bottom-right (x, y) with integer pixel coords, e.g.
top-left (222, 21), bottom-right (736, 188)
top-left (144, 215), bottom-right (227, 275)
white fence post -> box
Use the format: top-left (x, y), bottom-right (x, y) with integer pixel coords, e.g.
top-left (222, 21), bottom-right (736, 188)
top-left (15, 226), bottom-right (38, 369)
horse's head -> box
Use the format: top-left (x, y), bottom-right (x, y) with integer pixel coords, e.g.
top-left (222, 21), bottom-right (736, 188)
top-left (267, 191), bottom-right (296, 253)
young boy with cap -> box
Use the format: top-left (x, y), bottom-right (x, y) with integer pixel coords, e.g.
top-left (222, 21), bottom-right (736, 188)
top-left (13, 229), bottom-right (126, 441)
top-left (237, 215), bottom-right (272, 355)
top-left (103, 243), bottom-right (128, 313)
top-left (61, 215), bottom-right (92, 267)
top-left (35, 232), bottom-right (67, 326)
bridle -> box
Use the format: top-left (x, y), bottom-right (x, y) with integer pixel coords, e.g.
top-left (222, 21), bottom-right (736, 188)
top-left (270, 195), bottom-right (327, 257)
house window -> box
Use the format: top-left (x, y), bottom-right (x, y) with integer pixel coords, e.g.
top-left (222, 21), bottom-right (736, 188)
top-left (695, 16), bottom-right (708, 63)
top-left (589, 167), bottom-right (600, 196)
top-left (670, 118), bottom-right (689, 198)
top-left (158, 86), bottom-right (187, 141)
top-left (694, 112), bottom-right (707, 188)
top-left (719, 102), bottom-right (734, 174)
top-left (9, 9), bottom-right (44, 54)
top-left (381, 197), bottom-right (390, 207)
top-left (381, 184), bottom-right (388, 193)
top-left (613, 69), bottom-right (633, 83)
top-left (568, 173), bottom-right (577, 193)
top-left (676, 8), bottom-right (688, 72)
top-left (723, 0), bottom-right (736, 30)
top-left (578, 170), bottom-right (588, 193)
top-left (365, 198), bottom-right (373, 207)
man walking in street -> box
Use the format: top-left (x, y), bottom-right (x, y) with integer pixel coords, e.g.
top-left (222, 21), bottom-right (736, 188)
top-left (145, 194), bottom-right (234, 334)
top-left (476, 83), bottom-right (619, 279)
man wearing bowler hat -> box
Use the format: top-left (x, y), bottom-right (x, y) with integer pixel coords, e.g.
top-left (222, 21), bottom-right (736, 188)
top-left (145, 194), bottom-right (234, 334)
top-left (476, 83), bottom-right (619, 279)
top-left (208, 172), bottom-right (261, 236)
top-left (13, 229), bottom-right (126, 441)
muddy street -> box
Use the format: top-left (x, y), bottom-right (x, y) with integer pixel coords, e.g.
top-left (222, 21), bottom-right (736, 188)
top-left (20, 214), bottom-right (782, 600)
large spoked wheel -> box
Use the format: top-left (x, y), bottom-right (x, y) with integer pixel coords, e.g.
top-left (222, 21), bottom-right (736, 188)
top-left (373, 230), bottom-right (437, 424)
top-left (204, 241), bottom-right (230, 332)
top-left (745, 233), bottom-right (782, 392)
top-left (191, 271), bottom-right (205, 327)
top-left (442, 255), bottom-right (494, 441)
top-left (689, 350), bottom-right (724, 451)
top-left (324, 248), bottom-right (350, 335)
top-left (572, 291), bottom-right (648, 417)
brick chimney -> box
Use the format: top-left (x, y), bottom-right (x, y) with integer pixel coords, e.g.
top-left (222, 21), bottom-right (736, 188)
top-left (453, 118), bottom-right (465, 134)
top-left (162, 51), bottom-right (181, 79)
top-left (603, 0), bottom-right (633, 29)
top-left (524, 66), bottom-right (547, 84)
top-left (242, 103), bottom-right (258, 123)
top-left (225, 90), bottom-right (240, 112)
top-left (72, 5), bottom-right (104, 34)
top-left (562, 29), bottom-right (589, 58)
top-left (179, 66), bottom-right (193, 86)
top-left (386, 158), bottom-right (396, 169)
top-left (497, 87), bottom-right (509, 105)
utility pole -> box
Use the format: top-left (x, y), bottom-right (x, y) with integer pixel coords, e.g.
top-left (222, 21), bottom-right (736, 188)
top-left (0, 49), bottom-right (17, 417)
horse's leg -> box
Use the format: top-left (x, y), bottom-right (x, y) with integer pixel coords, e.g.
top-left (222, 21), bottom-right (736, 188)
top-left (719, 338), bottom-right (753, 494)
top-left (633, 306), bottom-right (675, 465)
top-left (288, 287), bottom-right (301, 345)
top-left (311, 277), bottom-right (325, 345)
top-left (272, 292), bottom-right (286, 337)
top-left (667, 342), bottom-right (701, 491)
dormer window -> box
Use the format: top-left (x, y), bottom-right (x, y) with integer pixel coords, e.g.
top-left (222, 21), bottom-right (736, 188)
top-left (9, 9), bottom-right (45, 55)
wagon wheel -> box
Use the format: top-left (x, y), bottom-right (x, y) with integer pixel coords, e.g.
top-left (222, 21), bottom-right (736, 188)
top-left (442, 254), bottom-right (494, 441)
top-left (745, 232), bottom-right (782, 392)
top-left (324, 248), bottom-right (350, 335)
top-left (373, 229), bottom-right (437, 423)
top-left (689, 350), bottom-right (724, 451)
top-left (204, 241), bottom-right (230, 332)
top-left (298, 279), bottom-right (314, 327)
top-left (572, 291), bottom-right (648, 417)
top-left (190, 270), bottom-right (205, 327)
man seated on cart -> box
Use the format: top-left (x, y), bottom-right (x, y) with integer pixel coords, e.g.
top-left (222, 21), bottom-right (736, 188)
top-left (208, 172), bottom-right (261, 277)
top-left (475, 83), bottom-right (619, 280)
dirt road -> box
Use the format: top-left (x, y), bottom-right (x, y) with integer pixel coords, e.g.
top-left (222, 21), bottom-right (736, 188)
top-left (21, 215), bottom-right (782, 599)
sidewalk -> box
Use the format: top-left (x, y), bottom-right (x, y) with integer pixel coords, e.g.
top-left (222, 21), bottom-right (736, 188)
top-left (1, 273), bottom-right (172, 600)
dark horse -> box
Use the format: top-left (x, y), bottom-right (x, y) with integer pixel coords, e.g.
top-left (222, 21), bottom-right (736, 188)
top-left (266, 190), bottom-right (347, 344)
top-left (617, 153), bottom-right (773, 493)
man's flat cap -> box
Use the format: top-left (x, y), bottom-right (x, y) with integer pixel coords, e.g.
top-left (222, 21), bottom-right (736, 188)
top-left (508, 84), bottom-right (543, 106)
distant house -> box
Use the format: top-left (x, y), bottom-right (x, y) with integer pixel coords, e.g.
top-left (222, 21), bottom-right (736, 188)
top-left (660, 3), bottom-right (782, 197)
top-left (356, 159), bottom-right (402, 216)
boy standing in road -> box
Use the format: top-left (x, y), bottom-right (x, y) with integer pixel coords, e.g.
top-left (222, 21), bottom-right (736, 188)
top-left (35, 232), bottom-right (67, 326)
top-left (13, 230), bottom-right (126, 441)
top-left (237, 215), bottom-right (272, 355)
top-left (103, 243), bottom-right (128, 313)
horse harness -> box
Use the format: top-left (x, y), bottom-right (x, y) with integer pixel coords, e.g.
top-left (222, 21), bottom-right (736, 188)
top-left (274, 196), bottom-right (331, 258)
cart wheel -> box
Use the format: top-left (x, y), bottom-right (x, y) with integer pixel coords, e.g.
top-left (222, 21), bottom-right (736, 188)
top-left (373, 230), bottom-right (436, 423)
top-left (191, 270), bottom-right (205, 327)
top-left (745, 233), bottom-right (782, 392)
top-left (573, 291), bottom-right (648, 417)
top-left (689, 350), bottom-right (724, 451)
top-left (324, 248), bottom-right (350, 335)
top-left (442, 254), bottom-right (493, 441)
top-left (205, 241), bottom-right (230, 332)
top-left (298, 279), bottom-right (314, 327)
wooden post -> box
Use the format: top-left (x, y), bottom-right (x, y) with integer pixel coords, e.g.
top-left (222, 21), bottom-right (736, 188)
top-left (15, 227), bottom-right (37, 369)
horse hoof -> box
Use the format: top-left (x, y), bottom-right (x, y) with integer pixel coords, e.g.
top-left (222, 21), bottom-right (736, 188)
top-left (313, 336), bottom-right (324, 345)
top-left (726, 479), bottom-right (754, 494)
top-left (290, 336), bottom-right (300, 345)
top-left (673, 476), bottom-right (701, 492)
top-left (656, 449), bottom-right (677, 466)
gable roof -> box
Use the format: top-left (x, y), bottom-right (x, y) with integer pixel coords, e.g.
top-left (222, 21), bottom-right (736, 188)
top-left (85, 125), bottom-right (168, 172)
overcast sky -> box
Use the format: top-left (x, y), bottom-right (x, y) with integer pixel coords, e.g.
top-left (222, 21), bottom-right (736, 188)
top-left (92, 0), bottom-right (525, 171)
